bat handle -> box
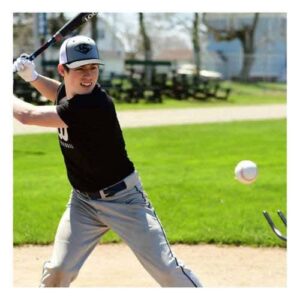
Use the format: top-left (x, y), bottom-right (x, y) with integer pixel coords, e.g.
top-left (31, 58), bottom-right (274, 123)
top-left (13, 53), bottom-right (33, 73)
top-left (28, 35), bottom-right (58, 61)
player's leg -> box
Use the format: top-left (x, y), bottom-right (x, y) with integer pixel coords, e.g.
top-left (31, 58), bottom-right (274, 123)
top-left (124, 205), bottom-right (201, 287)
top-left (40, 190), bottom-right (109, 287)
top-left (97, 181), bottom-right (202, 287)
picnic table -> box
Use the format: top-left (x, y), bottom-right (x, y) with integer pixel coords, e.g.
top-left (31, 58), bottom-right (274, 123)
top-left (172, 64), bottom-right (231, 101)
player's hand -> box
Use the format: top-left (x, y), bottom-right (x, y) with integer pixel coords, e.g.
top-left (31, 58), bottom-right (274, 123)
top-left (13, 54), bottom-right (39, 82)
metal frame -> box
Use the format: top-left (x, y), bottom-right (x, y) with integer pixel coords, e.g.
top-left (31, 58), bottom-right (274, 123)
top-left (263, 210), bottom-right (287, 241)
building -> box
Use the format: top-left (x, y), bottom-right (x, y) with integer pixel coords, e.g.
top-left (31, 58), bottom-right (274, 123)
top-left (204, 13), bottom-right (286, 81)
top-left (81, 16), bottom-right (126, 78)
top-left (14, 13), bottom-right (287, 82)
top-left (13, 13), bottom-right (127, 78)
top-left (155, 13), bottom-right (286, 82)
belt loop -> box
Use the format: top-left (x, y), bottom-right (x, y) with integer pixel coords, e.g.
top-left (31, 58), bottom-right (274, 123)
top-left (99, 190), bottom-right (106, 199)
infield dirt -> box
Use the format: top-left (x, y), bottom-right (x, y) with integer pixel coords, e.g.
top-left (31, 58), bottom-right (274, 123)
top-left (14, 243), bottom-right (286, 287)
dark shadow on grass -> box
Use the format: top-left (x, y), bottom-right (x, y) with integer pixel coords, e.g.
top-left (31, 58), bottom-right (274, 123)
top-left (14, 150), bottom-right (46, 156)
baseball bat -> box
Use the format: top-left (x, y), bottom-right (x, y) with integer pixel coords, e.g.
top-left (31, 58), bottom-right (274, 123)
top-left (13, 12), bottom-right (98, 72)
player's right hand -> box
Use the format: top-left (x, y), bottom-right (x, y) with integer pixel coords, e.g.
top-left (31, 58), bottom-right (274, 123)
top-left (13, 54), bottom-right (39, 82)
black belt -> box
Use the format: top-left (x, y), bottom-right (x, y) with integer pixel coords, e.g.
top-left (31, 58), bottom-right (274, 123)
top-left (77, 180), bottom-right (127, 199)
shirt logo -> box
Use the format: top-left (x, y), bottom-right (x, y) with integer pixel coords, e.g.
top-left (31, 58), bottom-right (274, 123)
top-left (58, 128), bottom-right (74, 149)
top-left (75, 43), bottom-right (92, 54)
top-left (58, 128), bottom-right (68, 141)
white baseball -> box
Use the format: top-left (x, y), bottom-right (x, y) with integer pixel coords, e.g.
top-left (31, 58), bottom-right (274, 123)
top-left (234, 160), bottom-right (258, 184)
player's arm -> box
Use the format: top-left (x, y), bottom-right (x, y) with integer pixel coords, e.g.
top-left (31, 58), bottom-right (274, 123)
top-left (30, 74), bottom-right (61, 102)
top-left (13, 95), bottom-right (67, 128)
top-left (13, 55), bottom-right (60, 102)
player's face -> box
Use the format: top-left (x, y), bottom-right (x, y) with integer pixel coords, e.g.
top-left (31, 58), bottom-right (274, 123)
top-left (63, 64), bottom-right (99, 98)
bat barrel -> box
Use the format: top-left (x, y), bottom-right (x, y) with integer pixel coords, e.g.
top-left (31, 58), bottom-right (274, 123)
top-left (59, 13), bottom-right (98, 37)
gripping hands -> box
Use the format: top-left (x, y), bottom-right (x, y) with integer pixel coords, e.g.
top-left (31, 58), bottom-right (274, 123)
top-left (13, 54), bottom-right (39, 82)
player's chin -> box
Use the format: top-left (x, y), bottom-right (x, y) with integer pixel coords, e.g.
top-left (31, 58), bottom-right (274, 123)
top-left (78, 83), bottom-right (96, 94)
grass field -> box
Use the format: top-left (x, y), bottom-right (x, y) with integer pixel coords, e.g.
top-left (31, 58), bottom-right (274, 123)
top-left (114, 81), bottom-right (286, 111)
top-left (13, 119), bottom-right (286, 247)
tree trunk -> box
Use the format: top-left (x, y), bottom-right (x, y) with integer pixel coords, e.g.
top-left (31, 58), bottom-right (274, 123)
top-left (203, 13), bottom-right (260, 81)
top-left (91, 14), bottom-right (98, 42)
top-left (192, 13), bottom-right (201, 81)
top-left (239, 13), bottom-right (259, 81)
top-left (139, 13), bottom-right (152, 86)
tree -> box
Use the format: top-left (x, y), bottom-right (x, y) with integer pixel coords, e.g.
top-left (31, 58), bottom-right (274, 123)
top-left (154, 13), bottom-right (203, 75)
top-left (13, 13), bottom-right (34, 57)
top-left (47, 13), bottom-right (67, 37)
top-left (192, 13), bottom-right (201, 81)
top-left (138, 13), bottom-right (153, 86)
top-left (102, 13), bottom-right (140, 58)
top-left (90, 13), bottom-right (98, 41)
top-left (203, 13), bottom-right (259, 81)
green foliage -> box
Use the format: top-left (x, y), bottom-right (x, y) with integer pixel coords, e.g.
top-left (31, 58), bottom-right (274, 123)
top-left (14, 119), bottom-right (286, 247)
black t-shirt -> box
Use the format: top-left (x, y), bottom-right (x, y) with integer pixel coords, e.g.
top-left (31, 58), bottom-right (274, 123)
top-left (56, 83), bottom-right (135, 191)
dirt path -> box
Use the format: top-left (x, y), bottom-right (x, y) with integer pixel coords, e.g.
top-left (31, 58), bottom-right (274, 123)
top-left (14, 243), bottom-right (286, 287)
top-left (13, 104), bottom-right (286, 135)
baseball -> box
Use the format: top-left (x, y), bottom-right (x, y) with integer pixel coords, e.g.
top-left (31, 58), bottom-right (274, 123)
top-left (234, 160), bottom-right (258, 184)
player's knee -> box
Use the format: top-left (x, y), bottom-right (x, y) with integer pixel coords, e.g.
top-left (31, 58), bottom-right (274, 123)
top-left (40, 263), bottom-right (78, 287)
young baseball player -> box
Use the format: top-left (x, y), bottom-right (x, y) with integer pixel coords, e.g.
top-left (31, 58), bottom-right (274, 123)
top-left (13, 35), bottom-right (202, 287)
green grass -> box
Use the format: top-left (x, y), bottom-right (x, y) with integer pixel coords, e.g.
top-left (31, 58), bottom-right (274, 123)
top-left (114, 81), bottom-right (286, 111)
top-left (14, 119), bottom-right (286, 247)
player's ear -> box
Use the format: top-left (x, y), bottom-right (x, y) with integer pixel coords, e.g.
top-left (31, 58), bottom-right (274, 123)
top-left (57, 64), bottom-right (65, 77)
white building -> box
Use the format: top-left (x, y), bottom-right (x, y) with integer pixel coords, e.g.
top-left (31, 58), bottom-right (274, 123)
top-left (20, 13), bottom-right (127, 78)
top-left (203, 13), bottom-right (287, 81)
top-left (155, 13), bottom-right (286, 82)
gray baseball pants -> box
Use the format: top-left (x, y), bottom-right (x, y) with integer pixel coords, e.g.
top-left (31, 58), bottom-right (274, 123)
top-left (40, 171), bottom-right (202, 287)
